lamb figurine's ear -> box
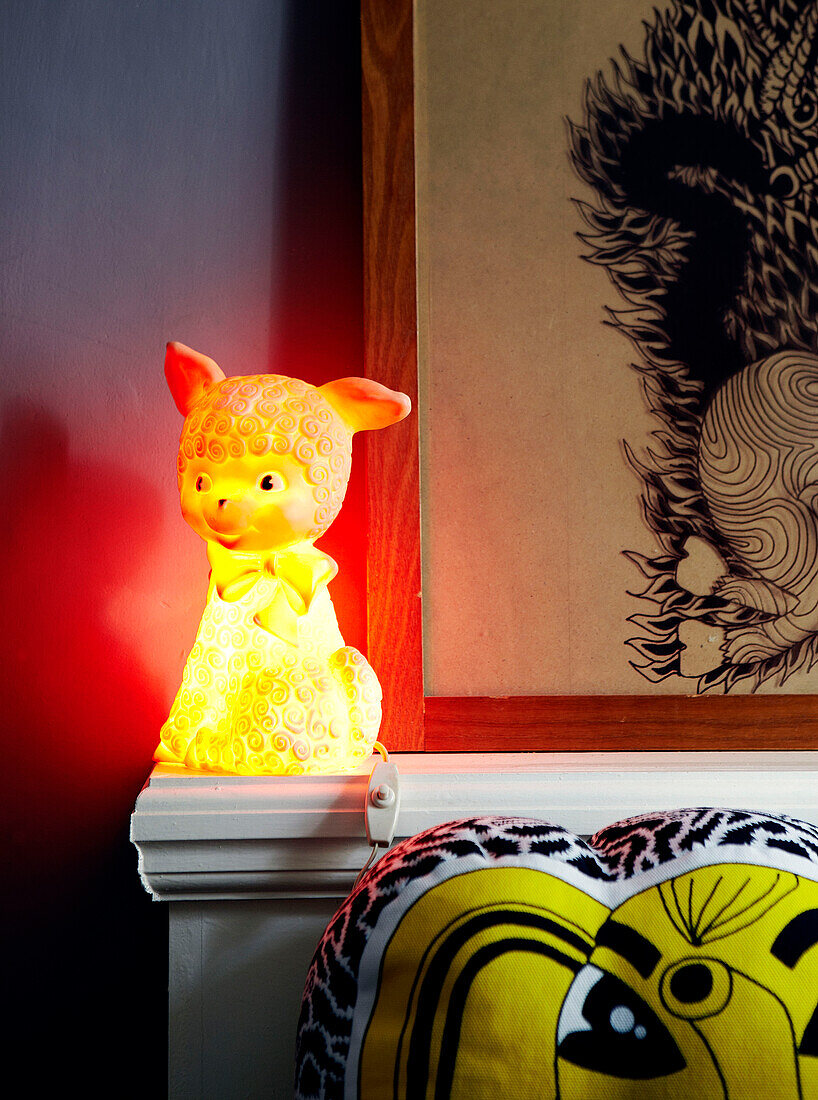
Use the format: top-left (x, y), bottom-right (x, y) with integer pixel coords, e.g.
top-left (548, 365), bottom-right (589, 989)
top-left (319, 377), bottom-right (411, 432)
top-left (165, 341), bottom-right (225, 416)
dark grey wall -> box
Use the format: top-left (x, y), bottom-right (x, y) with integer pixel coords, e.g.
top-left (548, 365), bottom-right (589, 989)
top-left (2, 2), bottom-right (363, 1091)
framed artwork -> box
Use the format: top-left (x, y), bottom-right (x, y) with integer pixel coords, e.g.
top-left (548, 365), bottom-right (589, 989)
top-left (361, 0), bottom-right (818, 751)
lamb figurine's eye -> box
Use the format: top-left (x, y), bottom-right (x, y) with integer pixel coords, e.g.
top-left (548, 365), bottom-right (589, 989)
top-left (259, 472), bottom-right (285, 492)
top-left (195, 473), bottom-right (211, 492)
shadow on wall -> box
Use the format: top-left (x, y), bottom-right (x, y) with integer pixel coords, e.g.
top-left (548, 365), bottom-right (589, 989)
top-left (269, 0), bottom-right (366, 653)
top-left (1, 398), bottom-right (168, 1087)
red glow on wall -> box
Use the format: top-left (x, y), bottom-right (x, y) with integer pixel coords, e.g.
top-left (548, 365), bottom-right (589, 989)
top-left (4, 160), bottom-right (365, 928)
top-left (1, 403), bottom-right (166, 920)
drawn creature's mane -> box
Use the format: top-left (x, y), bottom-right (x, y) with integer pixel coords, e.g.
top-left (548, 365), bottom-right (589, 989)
top-left (569, 0), bottom-right (818, 692)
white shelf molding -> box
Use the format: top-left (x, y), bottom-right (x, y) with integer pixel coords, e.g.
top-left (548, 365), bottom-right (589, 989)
top-left (131, 752), bottom-right (818, 902)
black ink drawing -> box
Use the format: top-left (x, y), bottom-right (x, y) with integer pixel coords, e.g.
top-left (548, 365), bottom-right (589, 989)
top-left (570, 0), bottom-right (818, 692)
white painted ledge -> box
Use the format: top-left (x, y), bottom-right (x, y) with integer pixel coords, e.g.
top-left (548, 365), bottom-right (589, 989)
top-left (130, 752), bottom-right (818, 901)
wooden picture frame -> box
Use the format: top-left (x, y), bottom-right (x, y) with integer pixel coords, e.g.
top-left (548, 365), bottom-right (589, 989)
top-left (360, 0), bottom-right (818, 753)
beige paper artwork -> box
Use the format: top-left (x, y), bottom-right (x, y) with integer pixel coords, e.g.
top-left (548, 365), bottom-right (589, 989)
top-left (416, 0), bottom-right (818, 698)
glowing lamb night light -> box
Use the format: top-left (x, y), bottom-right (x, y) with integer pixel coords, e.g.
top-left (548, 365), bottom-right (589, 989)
top-left (154, 342), bottom-right (411, 775)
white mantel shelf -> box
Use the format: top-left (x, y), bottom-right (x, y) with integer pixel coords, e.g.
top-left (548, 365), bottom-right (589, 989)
top-left (138, 752), bottom-right (818, 1097)
top-left (131, 751), bottom-right (818, 902)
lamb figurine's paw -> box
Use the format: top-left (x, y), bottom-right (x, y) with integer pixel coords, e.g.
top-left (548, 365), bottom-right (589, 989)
top-left (183, 727), bottom-right (234, 773)
top-left (154, 740), bottom-right (185, 765)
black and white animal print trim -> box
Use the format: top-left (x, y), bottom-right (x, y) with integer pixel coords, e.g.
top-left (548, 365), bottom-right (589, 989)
top-left (294, 809), bottom-right (818, 1099)
top-left (592, 807), bottom-right (818, 878)
top-left (295, 817), bottom-right (598, 1099)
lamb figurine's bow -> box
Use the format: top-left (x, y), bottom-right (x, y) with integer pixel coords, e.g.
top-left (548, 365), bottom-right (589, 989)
top-left (215, 546), bottom-right (338, 645)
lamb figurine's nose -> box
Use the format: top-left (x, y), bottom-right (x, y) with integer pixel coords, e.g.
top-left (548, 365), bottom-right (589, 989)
top-left (206, 497), bottom-right (253, 535)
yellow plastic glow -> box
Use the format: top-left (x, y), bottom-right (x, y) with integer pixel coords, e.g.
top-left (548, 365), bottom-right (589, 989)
top-left (154, 342), bottom-right (410, 775)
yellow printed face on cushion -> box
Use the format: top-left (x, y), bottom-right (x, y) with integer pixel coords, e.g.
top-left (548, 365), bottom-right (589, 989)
top-left (358, 863), bottom-right (818, 1099)
top-left (358, 866), bottom-right (611, 1100)
top-left (558, 864), bottom-right (818, 1100)
top-left (154, 342), bottom-right (411, 776)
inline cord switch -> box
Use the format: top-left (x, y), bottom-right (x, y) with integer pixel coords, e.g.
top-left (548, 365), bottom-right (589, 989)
top-left (354, 744), bottom-right (401, 888)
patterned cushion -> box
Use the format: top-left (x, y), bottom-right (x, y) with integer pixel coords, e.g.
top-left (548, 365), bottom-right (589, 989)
top-left (295, 809), bottom-right (818, 1099)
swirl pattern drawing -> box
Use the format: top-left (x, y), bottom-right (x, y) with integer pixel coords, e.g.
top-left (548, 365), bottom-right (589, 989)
top-left (570, 0), bottom-right (818, 691)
